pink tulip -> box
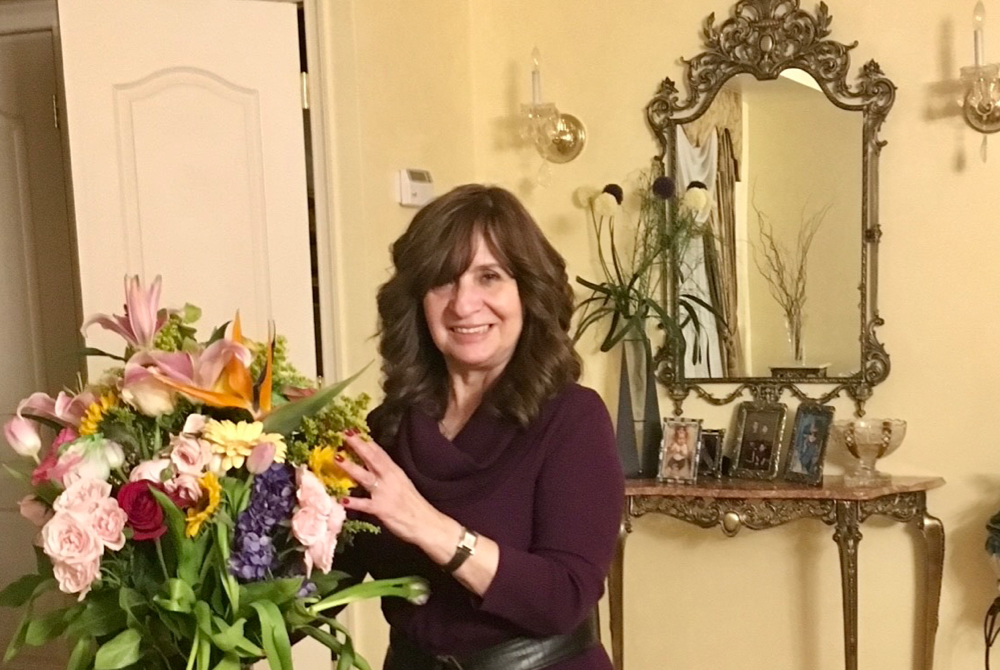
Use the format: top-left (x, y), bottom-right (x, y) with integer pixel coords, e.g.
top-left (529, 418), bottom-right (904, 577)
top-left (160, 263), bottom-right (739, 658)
top-left (81, 275), bottom-right (168, 350)
top-left (246, 442), bottom-right (276, 474)
top-left (4, 416), bottom-right (41, 458)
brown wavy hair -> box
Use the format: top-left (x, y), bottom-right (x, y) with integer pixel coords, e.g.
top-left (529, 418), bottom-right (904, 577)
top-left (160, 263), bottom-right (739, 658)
top-left (375, 184), bottom-right (581, 442)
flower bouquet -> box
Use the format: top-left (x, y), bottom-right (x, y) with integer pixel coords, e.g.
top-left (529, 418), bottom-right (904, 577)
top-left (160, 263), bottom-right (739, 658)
top-left (0, 277), bottom-right (425, 670)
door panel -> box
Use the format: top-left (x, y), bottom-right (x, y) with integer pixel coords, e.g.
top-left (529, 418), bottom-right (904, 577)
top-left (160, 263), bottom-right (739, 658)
top-left (58, 0), bottom-right (316, 374)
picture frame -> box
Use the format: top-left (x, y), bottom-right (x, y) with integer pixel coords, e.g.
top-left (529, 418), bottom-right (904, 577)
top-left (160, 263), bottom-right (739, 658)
top-left (731, 402), bottom-right (787, 480)
top-left (781, 403), bottom-right (835, 485)
top-left (658, 417), bottom-right (703, 484)
top-left (697, 429), bottom-right (725, 478)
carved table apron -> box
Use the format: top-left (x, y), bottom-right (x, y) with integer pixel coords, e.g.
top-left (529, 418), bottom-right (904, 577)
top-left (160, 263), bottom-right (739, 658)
top-left (608, 476), bottom-right (945, 670)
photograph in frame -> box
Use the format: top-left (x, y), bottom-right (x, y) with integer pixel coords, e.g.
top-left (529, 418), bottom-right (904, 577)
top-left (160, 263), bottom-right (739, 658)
top-left (782, 403), bottom-right (835, 485)
top-left (658, 417), bottom-right (703, 484)
top-left (731, 402), bottom-right (787, 480)
top-left (697, 429), bottom-right (725, 478)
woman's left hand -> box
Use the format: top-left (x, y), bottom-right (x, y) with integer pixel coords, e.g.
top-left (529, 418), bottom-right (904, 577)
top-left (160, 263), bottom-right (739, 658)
top-left (337, 432), bottom-right (456, 552)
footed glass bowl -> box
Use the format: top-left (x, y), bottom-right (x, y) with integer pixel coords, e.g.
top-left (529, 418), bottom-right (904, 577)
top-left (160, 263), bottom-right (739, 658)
top-left (831, 418), bottom-right (907, 487)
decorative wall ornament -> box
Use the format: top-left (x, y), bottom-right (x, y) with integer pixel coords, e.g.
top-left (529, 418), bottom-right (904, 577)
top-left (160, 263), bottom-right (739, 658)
top-left (645, 0), bottom-right (896, 417)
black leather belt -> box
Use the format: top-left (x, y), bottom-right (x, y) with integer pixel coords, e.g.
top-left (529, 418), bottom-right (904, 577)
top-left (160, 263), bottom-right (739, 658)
top-left (385, 614), bottom-right (599, 670)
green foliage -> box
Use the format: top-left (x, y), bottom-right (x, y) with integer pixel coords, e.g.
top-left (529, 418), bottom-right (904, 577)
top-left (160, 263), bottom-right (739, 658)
top-left (574, 167), bottom-right (719, 367)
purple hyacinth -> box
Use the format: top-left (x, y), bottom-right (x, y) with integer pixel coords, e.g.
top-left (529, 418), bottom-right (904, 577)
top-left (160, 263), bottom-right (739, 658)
top-left (230, 463), bottom-right (296, 582)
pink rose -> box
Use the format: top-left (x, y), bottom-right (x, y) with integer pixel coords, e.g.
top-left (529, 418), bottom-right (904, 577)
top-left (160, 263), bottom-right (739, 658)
top-left (91, 498), bottom-right (127, 551)
top-left (53, 478), bottom-right (112, 515)
top-left (305, 533), bottom-right (336, 576)
top-left (169, 435), bottom-right (210, 476)
top-left (291, 506), bottom-right (327, 547)
top-left (129, 458), bottom-right (171, 483)
top-left (165, 474), bottom-right (202, 508)
top-left (52, 556), bottom-right (101, 600)
top-left (296, 467), bottom-right (333, 515)
top-left (41, 512), bottom-right (103, 566)
top-left (18, 496), bottom-right (51, 527)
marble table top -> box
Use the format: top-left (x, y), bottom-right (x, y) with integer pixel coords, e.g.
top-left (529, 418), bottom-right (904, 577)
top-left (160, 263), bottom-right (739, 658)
top-left (624, 475), bottom-right (945, 500)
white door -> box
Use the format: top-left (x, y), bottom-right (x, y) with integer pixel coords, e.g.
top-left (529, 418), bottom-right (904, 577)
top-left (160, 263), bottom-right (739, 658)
top-left (56, 0), bottom-right (326, 667)
top-left (0, 8), bottom-right (78, 668)
top-left (58, 0), bottom-right (317, 376)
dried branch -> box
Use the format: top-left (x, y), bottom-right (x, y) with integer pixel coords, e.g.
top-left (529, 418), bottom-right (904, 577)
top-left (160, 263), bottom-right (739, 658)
top-left (751, 197), bottom-right (831, 325)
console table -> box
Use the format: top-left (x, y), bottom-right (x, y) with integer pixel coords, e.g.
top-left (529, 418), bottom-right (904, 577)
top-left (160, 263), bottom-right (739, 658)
top-left (607, 476), bottom-right (945, 670)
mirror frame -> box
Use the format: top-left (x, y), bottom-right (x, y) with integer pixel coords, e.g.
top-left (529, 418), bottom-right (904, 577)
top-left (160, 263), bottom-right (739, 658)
top-left (647, 0), bottom-right (896, 417)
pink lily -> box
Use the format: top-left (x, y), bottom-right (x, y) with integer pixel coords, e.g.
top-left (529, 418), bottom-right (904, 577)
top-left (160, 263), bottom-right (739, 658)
top-left (122, 351), bottom-right (196, 417)
top-left (81, 275), bottom-right (168, 350)
top-left (17, 390), bottom-right (96, 428)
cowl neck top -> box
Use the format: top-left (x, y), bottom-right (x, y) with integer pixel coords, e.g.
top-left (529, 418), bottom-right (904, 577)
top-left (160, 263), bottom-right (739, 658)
top-left (378, 402), bottom-right (540, 504)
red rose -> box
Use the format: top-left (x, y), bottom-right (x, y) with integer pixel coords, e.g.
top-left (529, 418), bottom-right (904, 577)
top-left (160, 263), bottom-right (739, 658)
top-left (116, 480), bottom-right (168, 541)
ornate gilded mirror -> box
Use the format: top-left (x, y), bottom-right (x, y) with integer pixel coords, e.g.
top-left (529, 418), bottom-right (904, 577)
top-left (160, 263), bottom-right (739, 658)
top-left (649, 0), bottom-right (895, 416)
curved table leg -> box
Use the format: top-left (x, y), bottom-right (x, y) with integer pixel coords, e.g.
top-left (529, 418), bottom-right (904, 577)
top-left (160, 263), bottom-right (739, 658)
top-left (833, 501), bottom-right (862, 670)
top-left (610, 514), bottom-right (630, 670)
top-left (917, 509), bottom-right (944, 670)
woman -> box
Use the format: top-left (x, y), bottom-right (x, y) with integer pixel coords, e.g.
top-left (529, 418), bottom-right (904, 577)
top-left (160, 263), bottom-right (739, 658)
top-left (336, 184), bottom-right (624, 670)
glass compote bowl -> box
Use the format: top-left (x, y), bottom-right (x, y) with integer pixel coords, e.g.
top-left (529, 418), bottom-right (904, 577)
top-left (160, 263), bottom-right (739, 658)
top-left (831, 418), bottom-right (907, 487)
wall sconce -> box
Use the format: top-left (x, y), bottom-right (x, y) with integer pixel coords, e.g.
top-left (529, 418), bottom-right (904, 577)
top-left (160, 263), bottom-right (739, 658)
top-left (962, 1), bottom-right (1000, 153)
top-left (519, 47), bottom-right (586, 164)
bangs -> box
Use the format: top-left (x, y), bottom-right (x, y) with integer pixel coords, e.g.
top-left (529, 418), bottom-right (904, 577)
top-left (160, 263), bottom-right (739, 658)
top-left (425, 218), bottom-right (515, 289)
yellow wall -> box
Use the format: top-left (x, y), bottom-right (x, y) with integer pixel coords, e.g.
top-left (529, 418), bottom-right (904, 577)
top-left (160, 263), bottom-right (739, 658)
top-left (323, 1), bottom-right (1000, 668)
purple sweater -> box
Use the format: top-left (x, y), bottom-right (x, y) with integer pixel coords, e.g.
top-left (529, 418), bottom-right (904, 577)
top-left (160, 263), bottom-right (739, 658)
top-left (345, 383), bottom-right (624, 669)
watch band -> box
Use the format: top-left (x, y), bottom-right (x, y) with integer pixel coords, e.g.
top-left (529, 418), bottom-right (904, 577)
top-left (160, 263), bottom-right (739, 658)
top-left (442, 527), bottom-right (478, 573)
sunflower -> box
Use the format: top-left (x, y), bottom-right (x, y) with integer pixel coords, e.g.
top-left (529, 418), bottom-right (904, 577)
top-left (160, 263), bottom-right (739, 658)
top-left (185, 472), bottom-right (222, 538)
top-left (202, 419), bottom-right (286, 472)
top-left (78, 393), bottom-right (117, 436)
top-left (309, 445), bottom-right (356, 496)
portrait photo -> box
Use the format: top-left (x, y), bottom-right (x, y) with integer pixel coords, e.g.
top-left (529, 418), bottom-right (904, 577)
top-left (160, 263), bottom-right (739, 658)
top-left (782, 403), bottom-right (835, 485)
top-left (697, 429), bottom-right (725, 478)
top-left (731, 402), bottom-right (787, 480)
top-left (658, 418), bottom-right (703, 484)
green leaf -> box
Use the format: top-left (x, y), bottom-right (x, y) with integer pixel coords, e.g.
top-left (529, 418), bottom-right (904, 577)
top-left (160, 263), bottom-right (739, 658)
top-left (237, 577), bottom-right (303, 618)
top-left (299, 625), bottom-right (343, 655)
top-left (207, 321), bottom-right (232, 345)
top-left (262, 364), bottom-right (368, 436)
top-left (78, 347), bottom-right (127, 362)
top-left (25, 606), bottom-right (74, 646)
top-left (67, 593), bottom-right (127, 637)
top-left (208, 616), bottom-right (251, 653)
top-left (153, 578), bottom-right (197, 613)
top-left (0, 463), bottom-right (30, 484)
top-left (66, 636), bottom-right (97, 670)
top-left (94, 628), bottom-right (142, 670)
top-left (250, 600), bottom-right (293, 670)
top-left (4, 609), bottom-right (31, 662)
top-left (19, 413), bottom-right (65, 432)
top-left (211, 653), bottom-right (241, 670)
top-left (0, 574), bottom-right (48, 608)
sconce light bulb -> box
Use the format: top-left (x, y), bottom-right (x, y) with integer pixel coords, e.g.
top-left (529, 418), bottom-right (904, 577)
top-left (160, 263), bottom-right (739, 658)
top-left (532, 46), bottom-right (541, 69)
top-left (976, 1), bottom-right (986, 27)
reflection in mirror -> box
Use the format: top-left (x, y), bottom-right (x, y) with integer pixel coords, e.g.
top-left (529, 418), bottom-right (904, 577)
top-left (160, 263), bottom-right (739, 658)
top-left (676, 70), bottom-right (862, 381)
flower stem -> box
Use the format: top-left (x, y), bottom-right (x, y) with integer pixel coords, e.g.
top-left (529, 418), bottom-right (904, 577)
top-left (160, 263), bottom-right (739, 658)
top-left (155, 538), bottom-right (170, 579)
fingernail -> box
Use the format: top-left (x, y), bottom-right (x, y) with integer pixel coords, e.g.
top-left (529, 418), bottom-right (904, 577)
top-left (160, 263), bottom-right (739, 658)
top-left (335, 454), bottom-right (344, 462)
top-left (341, 498), bottom-right (350, 505)
top-left (344, 429), bottom-right (356, 437)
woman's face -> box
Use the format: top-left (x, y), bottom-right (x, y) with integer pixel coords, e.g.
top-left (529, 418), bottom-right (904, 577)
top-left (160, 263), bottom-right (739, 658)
top-left (422, 233), bottom-right (523, 381)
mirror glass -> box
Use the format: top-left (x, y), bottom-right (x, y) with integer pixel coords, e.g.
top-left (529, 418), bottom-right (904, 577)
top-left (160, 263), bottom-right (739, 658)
top-left (673, 69), bottom-right (863, 381)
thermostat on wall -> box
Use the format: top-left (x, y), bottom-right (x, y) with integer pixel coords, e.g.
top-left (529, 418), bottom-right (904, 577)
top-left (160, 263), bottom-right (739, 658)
top-left (396, 169), bottom-right (434, 207)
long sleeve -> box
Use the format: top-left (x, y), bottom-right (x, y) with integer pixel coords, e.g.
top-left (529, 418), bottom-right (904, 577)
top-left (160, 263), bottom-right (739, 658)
top-left (476, 388), bottom-right (624, 635)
